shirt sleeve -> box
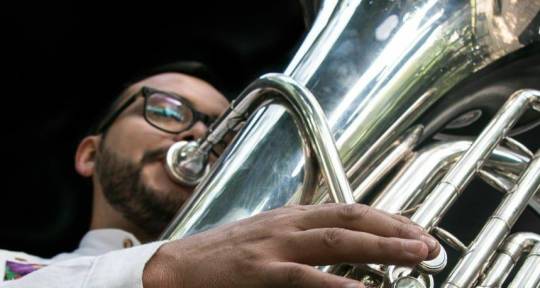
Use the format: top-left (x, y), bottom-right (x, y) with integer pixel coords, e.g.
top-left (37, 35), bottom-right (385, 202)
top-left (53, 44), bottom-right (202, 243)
top-left (0, 241), bottom-right (167, 288)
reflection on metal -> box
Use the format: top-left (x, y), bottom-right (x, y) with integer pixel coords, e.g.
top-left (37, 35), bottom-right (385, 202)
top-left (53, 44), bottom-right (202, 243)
top-left (370, 140), bottom-right (530, 214)
top-left (411, 90), bottom-right (539, 231)
top-left (478, 232), bottom-right (540, 288)
top-left (161, 0), bottom-right (539, 286)
top-left (164, 0), bottom-right (539, 240)
top-left (314, 125), bottom-right (424, 205)
top-left (161, 74), bottom-right (354, 239)
top-left (502, 136), bottom-right (534, 158)
top-left (417, 246), bottom-right (448, 274)
top-left (387, 265), bottom-right (434, 288)
top-left (443, 149), bottom-right (540, 287)
top-left (444, 110), bottom-right (483, 129)
top-left (433, 227), bottom-right (467, 254)
top-left (478, 169), bottom-right (514, 193)
top-left (393, 276), bottom-right (427, 288)
top-left (165, 141), bottom-right (210, 186)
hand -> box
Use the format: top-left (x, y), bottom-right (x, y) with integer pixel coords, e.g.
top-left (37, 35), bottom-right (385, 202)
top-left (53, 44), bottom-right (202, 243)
top-left (143, 203), bottom-right (440, 288)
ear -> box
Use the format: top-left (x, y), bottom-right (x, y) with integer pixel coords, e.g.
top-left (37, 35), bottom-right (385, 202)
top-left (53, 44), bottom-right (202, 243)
top-left (75, 135), bottom-right (101, 177)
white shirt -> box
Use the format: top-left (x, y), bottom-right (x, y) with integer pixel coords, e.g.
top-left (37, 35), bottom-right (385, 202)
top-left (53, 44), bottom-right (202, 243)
top-left (0, 229), bottom-right (167, 288)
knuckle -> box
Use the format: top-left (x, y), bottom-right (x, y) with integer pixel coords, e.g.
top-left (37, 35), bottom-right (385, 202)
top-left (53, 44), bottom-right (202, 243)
top-left (322, 228), bottom-right (346, 249)
top-left (278, 206), bottom-right (310, 232)
top-left (410, 222), bottom-right (424, 232)
top-left (234, 249), bottom-right (261, 277)
top-left (285, 265), bottom-right (306, 287)
top-left (337, 203), bottom-right (370, 221)
top-left (272, 213), bottom-right (300, 232)
top-left (281, 230), bottom-right (299, 247)
top-left (392, 223), bottom-right (408, 238)
top-left (225, 224), bottom-right (242, 242)
top-left (257, 210), bottom-right (298, 232)
top-left (376, 236), bottom-right (394, 251)
top-left (402, 223), bottom-right (422, 238)
top-left (393, 214), bottom-right (413, 224)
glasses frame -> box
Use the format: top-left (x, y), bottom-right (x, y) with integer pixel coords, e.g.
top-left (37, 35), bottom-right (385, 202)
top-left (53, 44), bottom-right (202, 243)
top-left (96, 86), bottom-right (213, 134)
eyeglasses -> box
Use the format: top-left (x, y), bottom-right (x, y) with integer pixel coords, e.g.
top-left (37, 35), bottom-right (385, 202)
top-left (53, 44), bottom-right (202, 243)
top-left (96, 86), bottom-right (214, 134)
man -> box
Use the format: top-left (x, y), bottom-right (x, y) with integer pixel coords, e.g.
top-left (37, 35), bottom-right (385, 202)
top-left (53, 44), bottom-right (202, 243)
top-left (1, 62), bottom-right (440, 288)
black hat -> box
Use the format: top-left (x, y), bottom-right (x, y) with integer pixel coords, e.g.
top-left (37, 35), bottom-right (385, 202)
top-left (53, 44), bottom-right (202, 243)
top-left (125, 61), bottom-right (221, 90)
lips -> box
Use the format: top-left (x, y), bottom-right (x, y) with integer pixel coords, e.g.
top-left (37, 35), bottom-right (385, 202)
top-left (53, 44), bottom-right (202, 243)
top-left (141, 147), bottom-right (170, 164)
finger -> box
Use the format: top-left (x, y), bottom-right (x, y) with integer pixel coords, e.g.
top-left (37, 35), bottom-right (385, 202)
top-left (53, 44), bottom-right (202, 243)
top-left (294, 204), bottom-right (438, 255)
top-left (389, 213), bottom-right (414, 225)
top-left (282, 203), bottom-right (342, 212)
top-left (286, 203), bottom-right (415, 231)
top-left (296, 204), bottom-right (413, 236)
top-left (266, 262), bottom-right (364, 288)
top-left (387, 212), bottom-right (440, 260)
top-left (282, 228), bottom-right (429, 267)
top-left (285, 203), bottom-right (414, 226)
top-left (279, 203), bottom-right (439, 260)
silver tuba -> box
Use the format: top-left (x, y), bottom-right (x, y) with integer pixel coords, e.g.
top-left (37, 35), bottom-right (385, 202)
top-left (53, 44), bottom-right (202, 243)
top-left (162, 0), bottom-right (540, 287)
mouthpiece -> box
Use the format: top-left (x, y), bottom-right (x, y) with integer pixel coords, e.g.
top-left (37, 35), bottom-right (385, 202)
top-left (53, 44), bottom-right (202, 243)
top-left (165, 141), bottom-right (209, 186)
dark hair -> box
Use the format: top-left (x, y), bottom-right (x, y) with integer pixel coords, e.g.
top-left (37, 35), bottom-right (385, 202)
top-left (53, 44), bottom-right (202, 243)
top-left (89, 61), bottom-right (220, 135)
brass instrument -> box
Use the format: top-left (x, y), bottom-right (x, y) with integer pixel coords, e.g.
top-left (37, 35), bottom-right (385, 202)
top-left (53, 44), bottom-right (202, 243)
top-left (161, 0), bottom-right (540, 287)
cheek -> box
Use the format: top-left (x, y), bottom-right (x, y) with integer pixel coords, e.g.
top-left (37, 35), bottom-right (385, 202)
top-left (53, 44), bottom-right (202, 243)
top-left (141, 161), bottom-right (164, 185)
top-left (106, 117), bottom-right (174, 159)
top-left (141, 161), bottom-right (169, 188)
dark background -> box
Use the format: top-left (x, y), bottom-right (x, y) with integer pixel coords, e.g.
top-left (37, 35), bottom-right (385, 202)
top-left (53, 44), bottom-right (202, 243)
top-left (6, 2), bottom-right (306, 257)
top-left (5, 1), bottom-right (539, 265)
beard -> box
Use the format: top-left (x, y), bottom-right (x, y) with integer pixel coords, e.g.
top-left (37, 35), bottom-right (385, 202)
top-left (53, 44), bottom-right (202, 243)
top-left (95, 144), bottom-right (186, 238)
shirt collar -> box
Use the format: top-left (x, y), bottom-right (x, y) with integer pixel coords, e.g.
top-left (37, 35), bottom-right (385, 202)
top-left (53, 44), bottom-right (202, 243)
top-left (76, 229), bottom-right (141, 257)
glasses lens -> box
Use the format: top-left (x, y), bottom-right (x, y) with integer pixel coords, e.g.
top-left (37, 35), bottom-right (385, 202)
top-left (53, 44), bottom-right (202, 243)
top-left (146, 92), bottom-right (194, 132)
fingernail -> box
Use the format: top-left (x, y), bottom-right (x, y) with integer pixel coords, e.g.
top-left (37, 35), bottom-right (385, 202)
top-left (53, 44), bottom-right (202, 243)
top-left (403, 239), bottom-right (425, 254)
top-left (422, 235), bottom-right (438, 250)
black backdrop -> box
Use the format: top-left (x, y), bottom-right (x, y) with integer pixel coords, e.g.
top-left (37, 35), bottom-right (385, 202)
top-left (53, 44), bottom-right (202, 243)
top-left (6, 2), bottom-right (306, 257)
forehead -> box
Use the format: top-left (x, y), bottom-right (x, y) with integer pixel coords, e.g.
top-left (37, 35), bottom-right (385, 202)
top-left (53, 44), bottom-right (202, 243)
top-left (120, 72), bottom-right (228, 116)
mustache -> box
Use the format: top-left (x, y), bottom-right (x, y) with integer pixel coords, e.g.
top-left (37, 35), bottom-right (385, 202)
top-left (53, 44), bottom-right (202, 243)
top-left (141, 147), bottom-right (170, 164)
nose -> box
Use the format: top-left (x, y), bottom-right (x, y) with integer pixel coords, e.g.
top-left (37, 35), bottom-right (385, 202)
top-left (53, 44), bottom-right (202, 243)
top-left (173, 122), bottom-right (208, 142)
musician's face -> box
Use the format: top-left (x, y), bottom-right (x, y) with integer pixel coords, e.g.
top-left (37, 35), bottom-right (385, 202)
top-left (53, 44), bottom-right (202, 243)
top-left (95, 73), bottom-right (228, 236)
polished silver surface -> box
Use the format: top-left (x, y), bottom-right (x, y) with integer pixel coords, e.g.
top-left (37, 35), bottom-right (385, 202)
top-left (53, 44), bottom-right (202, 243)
top-left (443, 150), bottom-right (540, 287)
top-left (163, 0), bottom-right (540, 239)
top-left (362, 141), bottom-right (524, 277)
top-left (370, 141), bottom-right (530, 214)
top-left (185, 73), bottom-right (355, 204)
top-left (165, 141), bottom-right (209, 186)
top-left (393, 276), bottom-right (427, 288)
top-left (478, 233), bottom-right (540, 288)
top-left (412, 90), bottom-right (540, 231)
top-left (377, 90), bottom-right (540, 287)
top-left (349, 125), bottom-right (422, 203)
top-left (531, 192), bottom-right (540, 216)
top-left (477, 169), bottom-right (513, 193)
top-left (502, 137), bottom-right (534, 159)
top-left (387, 266), bottom-right (434, 288)
top-left (509, 242), bottom-right (540, 288)
top-left (162, 73), bottom-right (354, 239)
top-left (403, 90), bottom-right (540, 287)
top-left (314, 125), bottom-right (424, 205)
top-left (417, 246), bottom-right (447, 274)
top-left (433, 227), bottom-right (467, 254)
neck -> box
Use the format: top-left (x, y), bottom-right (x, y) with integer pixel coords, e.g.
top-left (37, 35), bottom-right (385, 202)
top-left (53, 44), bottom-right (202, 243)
top-left (90, 181), bottom-right (156, 243)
